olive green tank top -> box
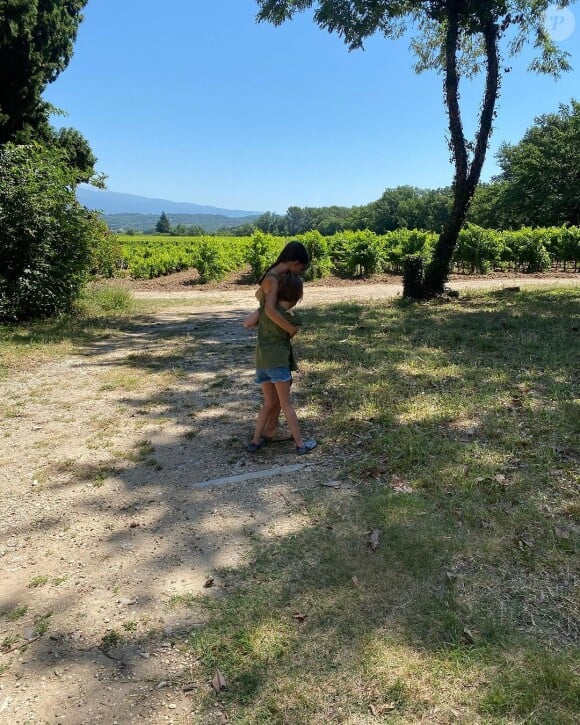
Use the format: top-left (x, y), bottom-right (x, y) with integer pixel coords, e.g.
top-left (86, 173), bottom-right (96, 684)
top-left (255, 278), bottom-right (302, 370)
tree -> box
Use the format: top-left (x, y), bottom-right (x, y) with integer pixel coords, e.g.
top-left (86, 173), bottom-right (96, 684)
top-left (256, 0), bottom-right (571, 297)
top-left (494, 99), bottom-right (580, 227)
top-left (0, 0), bottom-right (88, 144)
top-left (0, 143), bottom-right (106, 321)
top-left (155, 211), bottom-right (171, 234)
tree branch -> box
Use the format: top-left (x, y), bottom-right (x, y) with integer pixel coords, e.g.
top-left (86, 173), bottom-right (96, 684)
top-left (467, 18), bottom-right (500, 191)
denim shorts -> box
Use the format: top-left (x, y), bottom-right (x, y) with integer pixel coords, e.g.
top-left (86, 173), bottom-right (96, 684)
top-left (254, 366), bottom-right (292, 384)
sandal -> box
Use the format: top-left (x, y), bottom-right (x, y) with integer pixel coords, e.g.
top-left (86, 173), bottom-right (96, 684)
top-left (296, 439), bottom-right (317, 455)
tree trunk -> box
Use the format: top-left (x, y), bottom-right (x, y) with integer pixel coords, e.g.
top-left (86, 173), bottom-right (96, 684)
top-left (406, 8), bottom-right (500, 298)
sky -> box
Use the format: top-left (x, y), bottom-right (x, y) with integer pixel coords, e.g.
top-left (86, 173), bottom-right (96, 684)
top-left (44, 1), bottom-right (580, 214)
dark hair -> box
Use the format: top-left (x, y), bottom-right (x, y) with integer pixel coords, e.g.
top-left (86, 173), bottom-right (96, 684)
top-left (259, 240), bottom-right (309, 283)
top-left (277, 273), bottom-right (303, 306)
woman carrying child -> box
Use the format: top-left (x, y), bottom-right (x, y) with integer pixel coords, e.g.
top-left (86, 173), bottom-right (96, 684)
top-left (245, 242), bottom-right (317, 455)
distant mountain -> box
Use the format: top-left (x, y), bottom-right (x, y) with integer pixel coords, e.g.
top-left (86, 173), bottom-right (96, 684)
top-left (103, 212), bottom-right (259, 234)
top-left (77, 186), bottom-right (262, 218)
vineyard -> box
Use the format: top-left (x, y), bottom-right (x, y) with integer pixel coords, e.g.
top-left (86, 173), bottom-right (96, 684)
top-left (104, 226), bottom-right (580, 282)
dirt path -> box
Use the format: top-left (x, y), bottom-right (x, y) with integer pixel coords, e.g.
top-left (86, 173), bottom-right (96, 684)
top-left (0, 276), bottom-right (577, 723)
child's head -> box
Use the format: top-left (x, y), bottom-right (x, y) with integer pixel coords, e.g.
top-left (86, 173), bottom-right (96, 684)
top-left (277, 273), bottom-right (303, 308)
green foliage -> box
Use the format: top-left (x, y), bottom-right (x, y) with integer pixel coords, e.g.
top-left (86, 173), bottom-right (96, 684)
top-left (298, 230), bottom-right (332, 280)
top-left (503, 228), bottom-right (552, 273)
top-left (455, 224), bottom-right (503, 273)
top-left (119, 237), bottom-right (201, 278)
top-left (495, 100), bottom-right (580, 228)
top-left (0, 144), bottom-right (104, 321)
top-left (155, 211), bottom-right (171, 234)
top-left (245, 231), bottom-right (280, 282)
top-left (195, 237), bottom-right (230, 283)
top-left (46, 126), bottom-right (102, 186)
top-left (0, 0), bottom-right (88, 144)
top-left (113, 226), bottom-right (578, 283)
top-left (329, 230), bottom-right (383, 277)
top-left (546, 226), bottom-right (580, 271)
top-left (368, 186), bottom-right (452, 233)
top-left (88, 218), bottom-right (124, 277)
top-left (75, 285), bottom-right (134, 316)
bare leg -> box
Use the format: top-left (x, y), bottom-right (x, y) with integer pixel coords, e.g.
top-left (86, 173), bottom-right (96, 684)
top-left (250, 382), bottom-right (279, 446)
top-left (273, 380), bottom-right (304, 449)
top-left (263, 394), bottom-right (281, 438)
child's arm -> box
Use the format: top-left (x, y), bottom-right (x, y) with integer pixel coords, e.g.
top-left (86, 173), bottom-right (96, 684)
top-left (243, 309), bottom-right (259, 329)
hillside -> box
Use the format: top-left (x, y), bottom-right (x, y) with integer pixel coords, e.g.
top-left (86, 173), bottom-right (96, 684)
top-left (77, 186), bottom-right (263, 217)
top-left (104, 212), bottom-right (260, 233)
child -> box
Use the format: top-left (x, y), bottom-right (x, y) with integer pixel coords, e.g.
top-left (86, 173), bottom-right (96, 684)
top-left (247, 274), bottom-right (317, 455)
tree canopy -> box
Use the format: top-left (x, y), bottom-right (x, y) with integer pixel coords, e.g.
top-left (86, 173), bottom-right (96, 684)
top-left (494, 99), bottom-right (580, 228)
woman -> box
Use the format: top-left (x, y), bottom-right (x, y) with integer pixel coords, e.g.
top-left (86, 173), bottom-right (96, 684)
top-left (244, 241), bottom-right (311, 443)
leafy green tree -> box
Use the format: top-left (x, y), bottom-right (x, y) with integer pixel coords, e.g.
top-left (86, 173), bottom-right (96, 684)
top-left (494, 99), bottom-right (580, 227)
top-left (255, 211), bottom-right (288, 234)
top-left (0, 143), bottom-right (106, 321)
top-left (0, 0), bottom-right (87, 143)
top-left (155, 211), bottom-right (171, 234)
top-left (186, 225), bottom-right (206, 235)
top-left (467, 181), bottom-right (507, 229)
top-left (256, 0), bottom-right (571, 297)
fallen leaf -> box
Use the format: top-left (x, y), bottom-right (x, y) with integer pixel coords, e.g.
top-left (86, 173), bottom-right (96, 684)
top-left (554, 527), bottom-right (569, 540)
top-left (352, 575), bottom-right (361, 589)
top-left (367, 529), bottom-right (380, 551)
top-left (204, 576), bottom-right (215, 588)
top-left (320, 480), bottom-right (341, 488)
top-left (494, 474), bottom-right (507, 484)
top-left (292, 612), bottom-right (306, 622)
top-left (211, 668), bottom-right (227, 693)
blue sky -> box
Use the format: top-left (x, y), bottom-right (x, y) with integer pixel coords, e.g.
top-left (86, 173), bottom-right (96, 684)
top-left (44, 1), bottom-right (579, 213)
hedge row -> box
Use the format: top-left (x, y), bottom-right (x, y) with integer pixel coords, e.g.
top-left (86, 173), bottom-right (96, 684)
top-left (112, 225), bottom-right (580, 281)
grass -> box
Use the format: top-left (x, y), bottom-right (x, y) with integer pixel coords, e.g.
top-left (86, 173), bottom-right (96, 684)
top-left (184, 287), bottom-right (579, 723)
top-left (27, 575), bottom-right (49, 588)
top-left (0, 283), bottom-right (135, 374)
top-left (1, 283), bottom-right (578, 722)
top-left (5, 604), bottom-right (28, 621)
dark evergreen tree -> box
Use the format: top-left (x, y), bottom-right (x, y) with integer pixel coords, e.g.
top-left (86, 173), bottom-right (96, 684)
top-left (0, 0), bottom-right (88, 143)
top-left (155, 212), bottom-right (171, 234)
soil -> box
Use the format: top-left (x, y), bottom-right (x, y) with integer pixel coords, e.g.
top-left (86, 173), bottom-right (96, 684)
top-left (0, 271), bottom-right (577, 724)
